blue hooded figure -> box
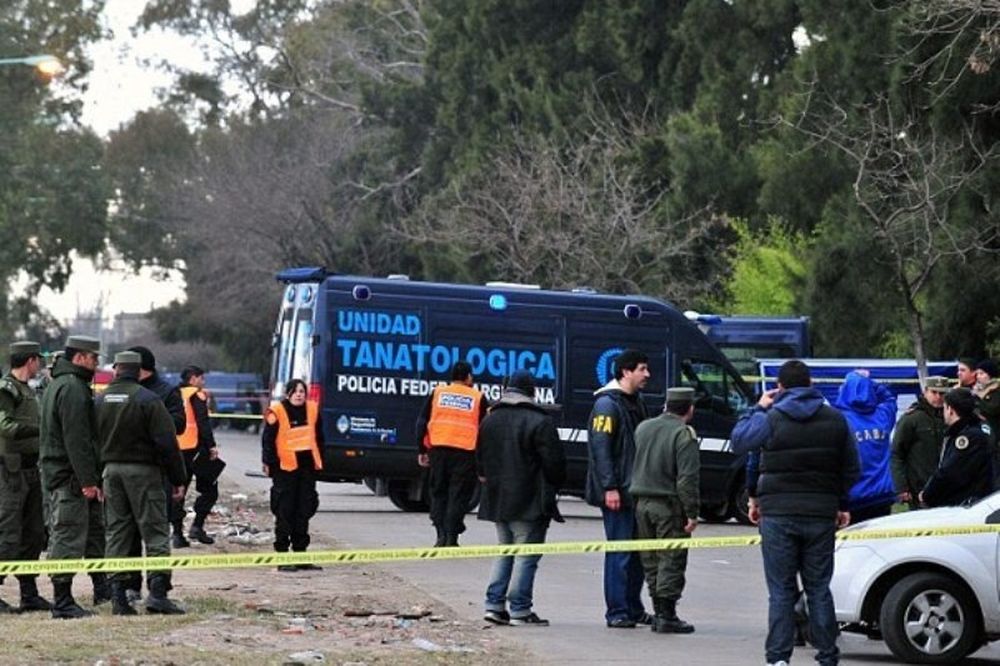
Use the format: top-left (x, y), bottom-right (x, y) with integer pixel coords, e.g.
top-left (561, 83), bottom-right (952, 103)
top-left (834, 371), bottom-right (898, 521)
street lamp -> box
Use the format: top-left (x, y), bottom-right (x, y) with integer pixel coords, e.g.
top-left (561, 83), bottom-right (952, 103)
top-left (0, 54), bottom-right (64, 77)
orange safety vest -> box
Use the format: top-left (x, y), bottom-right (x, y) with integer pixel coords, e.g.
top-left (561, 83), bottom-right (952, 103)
top-left (425, 383), bottom-right (482, 451)
top-left (177, 386), bottom-right (205, 451)
top-left (269, 401), bottom-right (323, 472)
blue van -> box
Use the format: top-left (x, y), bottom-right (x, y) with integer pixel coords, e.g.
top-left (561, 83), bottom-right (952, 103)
top-left (270, 268), bottom-right (756, 521)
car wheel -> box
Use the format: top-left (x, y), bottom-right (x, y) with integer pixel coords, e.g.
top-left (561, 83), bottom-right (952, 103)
top-left (386, 482), bottom-right (429, 512)
top-left (879, 572), bottom-right (981, 664)
top-left (731, 486), bottom-right (752, 525)
top-left (699, 503), bottom-right (731, 523)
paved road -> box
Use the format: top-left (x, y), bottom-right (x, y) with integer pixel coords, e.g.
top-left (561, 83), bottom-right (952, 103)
top-left (215, 430), bottom-right (1000, 664)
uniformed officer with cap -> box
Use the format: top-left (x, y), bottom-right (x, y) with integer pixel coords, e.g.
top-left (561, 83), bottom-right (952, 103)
top-left (890, 376), bottom-right (949, 509)
top-left (919, 387), bottom-right (995, 508)
top-left (630, 386), bottom-right (699, 634)
top-left (39, 334), bottom-right (108, 619)
top-left (0, 341), bottom-right (52, 612)
top-left (97, 351), bottom-right (187, 615)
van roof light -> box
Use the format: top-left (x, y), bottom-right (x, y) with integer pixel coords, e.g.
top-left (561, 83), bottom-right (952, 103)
top-left (352, 284), bottom-right (372, 301)
top-left (485, 281), bottom-right (541, 289)
top-left (623, 304), bottom-right (642, 320)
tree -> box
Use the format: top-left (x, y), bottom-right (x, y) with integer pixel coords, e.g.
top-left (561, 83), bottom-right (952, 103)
top-left (0, 0), bottom-right (109, 337)
top-left (401, 121), bottom-right (726, 303)
top-left (714, 219), bottom-right (807, 315)
top-left (783, 94), bottom-right (998, 376)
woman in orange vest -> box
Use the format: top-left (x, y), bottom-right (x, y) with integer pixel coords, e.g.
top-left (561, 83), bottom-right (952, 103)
top-left (261, 379), bottom-right (324, 571)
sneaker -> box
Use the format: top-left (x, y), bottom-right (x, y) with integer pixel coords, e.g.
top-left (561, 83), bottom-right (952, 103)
top-left (483, 609), bottom-right (510, 625)
top-left (607, 617), bottom-right (637, 629)
top-left (510, 612), bottom-right (549, 626)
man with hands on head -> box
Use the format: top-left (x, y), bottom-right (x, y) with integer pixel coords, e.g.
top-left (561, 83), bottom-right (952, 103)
top-left (732, 360), bottom-right (859, 666)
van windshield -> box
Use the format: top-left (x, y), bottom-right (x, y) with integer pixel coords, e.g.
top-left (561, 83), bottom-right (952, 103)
top-left (680, 358), bottom-right (751, 416)
top-left (271, 283), bottom-right (317, 398)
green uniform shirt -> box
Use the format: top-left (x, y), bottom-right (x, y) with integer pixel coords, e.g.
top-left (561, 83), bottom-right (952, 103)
top-left (0, 373), bottom-right (40, 458)
top-left (96, 377), bottom-right (187, 486)
top-left (890, 396), bottom-right (945, 496)
top-left (630, 412), bottom-right (700, 519)
top-left (39, 356), bottom-right (100, 490)
top-left (977, 380), bottom-right (1000, 442)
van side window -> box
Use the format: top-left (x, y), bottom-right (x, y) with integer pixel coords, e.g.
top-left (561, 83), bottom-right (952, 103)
top-left (679, 359), bottom-right (750, 416)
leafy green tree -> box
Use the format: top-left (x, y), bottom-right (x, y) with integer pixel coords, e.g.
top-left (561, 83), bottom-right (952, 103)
top-left (714, 219), bottom-right (807, 315)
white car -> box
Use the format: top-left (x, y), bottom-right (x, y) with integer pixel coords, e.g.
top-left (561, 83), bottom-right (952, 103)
top-left (831, 492), bottom-right (1000, 664)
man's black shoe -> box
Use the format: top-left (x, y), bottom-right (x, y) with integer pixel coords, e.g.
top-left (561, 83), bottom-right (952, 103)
top-left (18, 594), bottom-right (52, 612)
top-left (0, 597), bottom-right (14, 614)
top-left (188, 526), bottom-right (215, 545)
top-left (297, 563), bottom-right (323, 571)
top-left (607, 618), bottom-right (637, 629)
top-left (277, 565), bottom-right (298, 572)
top-left (510, 612), bottom-right (549, 626)
top-left (172, 532), bottom-right (190, 548)
top-left (633, 612), bottom-right (654, 625)
top-left (483, 609), bottom-right (510, 625)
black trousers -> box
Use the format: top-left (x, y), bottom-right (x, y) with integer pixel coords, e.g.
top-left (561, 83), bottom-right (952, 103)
top-left (270, 467), bottom-right (319, 552)
top-left (428, 447), bottom-right (476, 535)
top-left (170, 450), bottom-right (219, 526)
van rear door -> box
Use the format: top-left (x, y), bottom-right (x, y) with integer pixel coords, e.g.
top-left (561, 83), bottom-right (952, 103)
top-left (271, 282), bottom-right (318, 399)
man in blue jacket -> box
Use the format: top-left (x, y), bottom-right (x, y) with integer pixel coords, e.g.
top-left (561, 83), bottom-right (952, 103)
top-left (585, 349), bottom-right (651, 629)
top-left (732, 360), bottom-right (859, 666)
top-left (834, 370), bottom-right (897, 523)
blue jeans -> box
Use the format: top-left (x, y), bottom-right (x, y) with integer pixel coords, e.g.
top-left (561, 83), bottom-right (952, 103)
top-left (601, 507), bottom-right (646, 623)
top-left (760, 516), bottom-right (840, 666)
top-left (485, 519), bottom-right (549, 617)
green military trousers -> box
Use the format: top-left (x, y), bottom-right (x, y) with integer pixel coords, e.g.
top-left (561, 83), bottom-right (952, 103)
top-left (103, 463), bottom-right (171, 583)
top-left (0, 457), bottom-right (46, 580)
top-left (635, 496), bottom-right (690, 602)
top-left (47, 481), bottom-right (105, 583)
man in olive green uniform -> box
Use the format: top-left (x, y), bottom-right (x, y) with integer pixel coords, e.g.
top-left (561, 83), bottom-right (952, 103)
top-left (38, 335), bottom-right (108, 619)
top-left (891, 377), bottom-right (949, 509)
top-left (96, 351), bottom-right (187, 615)
top-left (0, 341), bottom-right (51, 612)
top-left (631, 387), bottom-right (699, 634)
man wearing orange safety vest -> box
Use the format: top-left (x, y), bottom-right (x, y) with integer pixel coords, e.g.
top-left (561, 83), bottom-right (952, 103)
top-left (416, 361), bottom-right (487, 547)
top-left (171, 365), bottom-right (221, 548)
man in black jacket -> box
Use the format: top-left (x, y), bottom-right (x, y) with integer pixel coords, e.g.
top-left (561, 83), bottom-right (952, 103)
top-left (585, 349), bottom-right (651, 629)
top-left (97, 352), bottom-right (188, 615)
top-left (477, 370), bottom-right (566, 627)
top-left (732, 360), bottom-right (859, 666)
top-left (920, 388), bottom-right (995, 507)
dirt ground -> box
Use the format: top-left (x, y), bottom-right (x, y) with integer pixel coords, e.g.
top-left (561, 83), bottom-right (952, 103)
top-left (0, 482), bottom-right (525, 665)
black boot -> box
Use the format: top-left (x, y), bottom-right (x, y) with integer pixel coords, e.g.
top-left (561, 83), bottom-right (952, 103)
top-left (433, 525), bottom-right (446, 547)
top-left (443, 532), bottom-right (459, 547)
top-left (172, 522), bottom-right (190, 548)
top-left (51, 579), bottom-right (94, 619)
top-left (17, 576), bottom-right (52, 612)
top-left (145, 574), bottom-right (185, 615)
top-left (91, 572), bottom-right (112, 606)
top-left (111, 580), bottom-right (137, 616)
top-left (652, 599), bottom-right (695, 634)
top-left (188, 523), bottom-right (215, 545)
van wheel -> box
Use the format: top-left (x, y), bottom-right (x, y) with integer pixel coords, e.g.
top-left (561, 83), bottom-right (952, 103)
top-left (387, 483), bottom-right (428, 512)
top-left (879, 572), bottom-right (981, 664)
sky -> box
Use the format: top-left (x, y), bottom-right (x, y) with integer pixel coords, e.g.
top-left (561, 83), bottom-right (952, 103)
top-left (34, 0), bottom-right (219, 324)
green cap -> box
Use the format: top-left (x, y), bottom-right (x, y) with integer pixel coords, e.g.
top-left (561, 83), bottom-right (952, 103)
top-left (9, 341), bottom-right (40, 356)
top-left (667, 386), bottom-right (696, 402)
top-left (65, 335), bottom-right (101, 354)
top-left (113, 351), bottom-right (141, 366)
top-left (924, 376), bottom-right (951, 393)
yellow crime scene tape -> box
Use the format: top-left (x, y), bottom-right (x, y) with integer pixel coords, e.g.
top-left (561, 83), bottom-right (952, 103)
top-left (2, 524), bottom-right (997, 576)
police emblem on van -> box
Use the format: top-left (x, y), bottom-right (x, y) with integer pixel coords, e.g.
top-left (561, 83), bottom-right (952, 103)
top-left (596, 347), bottom-right (624, 386)
top-left (336, 414), bottom-right (351, 434)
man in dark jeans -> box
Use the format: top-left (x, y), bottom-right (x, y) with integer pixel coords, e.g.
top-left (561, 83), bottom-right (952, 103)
top-left (732, 360), bottom-right (859, 666)
top-left (585, 349), bottom-right (651, 629)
